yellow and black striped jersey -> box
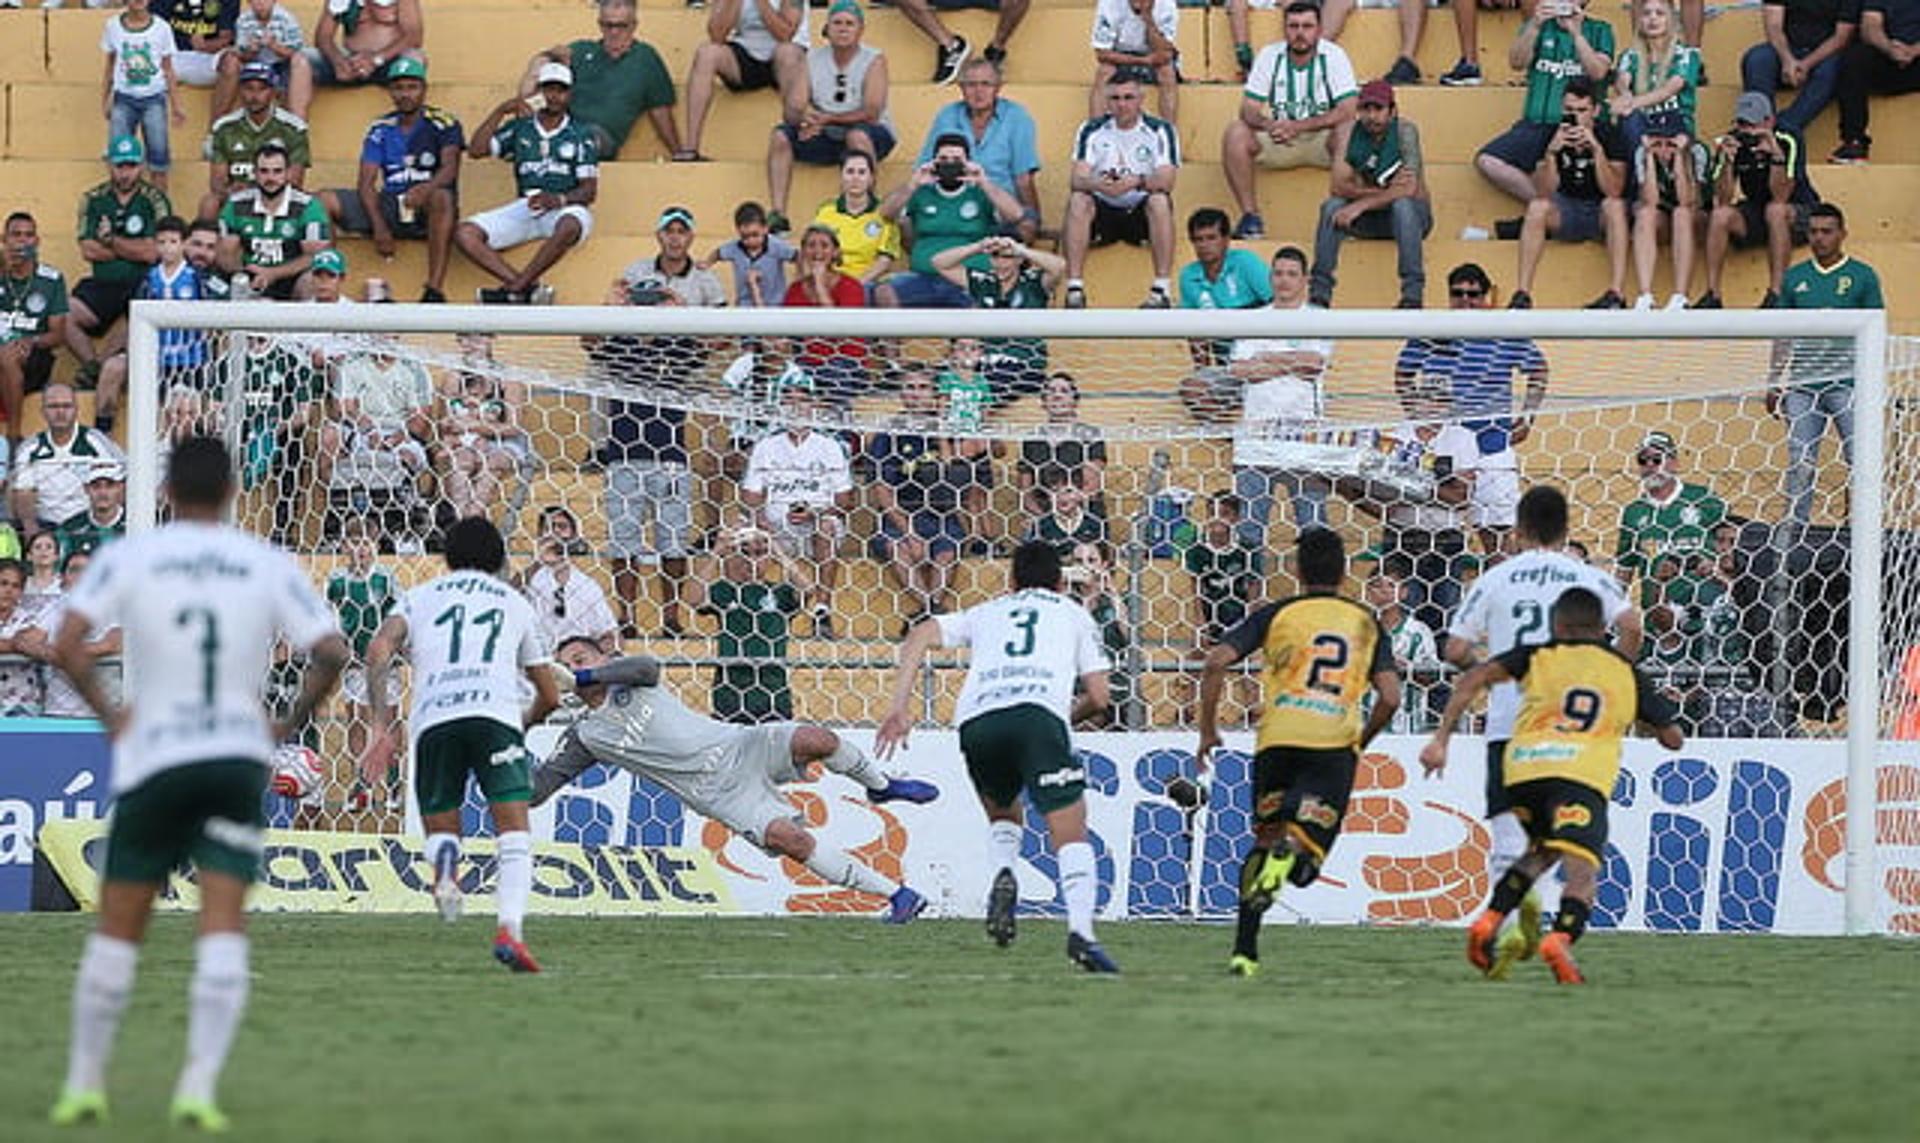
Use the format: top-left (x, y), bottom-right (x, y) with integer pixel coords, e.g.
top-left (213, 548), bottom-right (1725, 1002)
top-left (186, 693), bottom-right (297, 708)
top-left (1222, 593), bottom-right (1395, 751)
top-left (1497, 639), bottom-right (1681, 795)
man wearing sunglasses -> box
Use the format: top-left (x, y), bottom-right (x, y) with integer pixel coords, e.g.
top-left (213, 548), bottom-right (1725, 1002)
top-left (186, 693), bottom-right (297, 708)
top-left (1613, 429), bottom-right (1727, 591)
top-left (525, 535), bottom-right (619, 655)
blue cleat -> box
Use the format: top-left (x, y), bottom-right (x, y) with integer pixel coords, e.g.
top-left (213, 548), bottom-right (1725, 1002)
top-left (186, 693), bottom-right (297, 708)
top-left (1067, 932), bottom-right (1120, 974)
top-left (885, 886), bottom-right (928, 924)
top-left (870, 777), bottom-right (940, 805)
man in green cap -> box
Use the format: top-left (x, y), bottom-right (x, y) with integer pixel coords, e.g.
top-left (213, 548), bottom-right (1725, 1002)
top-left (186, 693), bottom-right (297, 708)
top-left (1614, 430), bottom-right (1727, 593)
top-left (67, 137), bottom-right (171, 433)
top-left (307, 247), bottom-right (349, 304)
top-left (199, 60), bottom-right (311, 222)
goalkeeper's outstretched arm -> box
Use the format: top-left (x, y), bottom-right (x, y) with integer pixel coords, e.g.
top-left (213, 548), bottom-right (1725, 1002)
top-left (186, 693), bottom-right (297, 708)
top-left (530, 728), bottom-right (600, 808)
top-left (574, 654), bottom-right (662, 689)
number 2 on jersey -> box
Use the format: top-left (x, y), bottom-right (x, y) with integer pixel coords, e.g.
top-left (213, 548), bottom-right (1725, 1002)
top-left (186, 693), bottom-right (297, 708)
top-left (1306, 633), bottom-right (1350, 694)
top-left (1003, 607), bottom-right (1038, 657)
top-left (1513, 600), bottom-right (1545, 643)
top-left (434, 604), bottom-right (505, 664)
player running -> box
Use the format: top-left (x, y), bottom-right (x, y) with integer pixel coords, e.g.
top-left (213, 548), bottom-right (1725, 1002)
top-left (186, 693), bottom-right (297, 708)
top-left (1423, 588), bottom-right (1683, 983)
top-left (49, 436), bottom-right (350, 1131)
top-left (1443, 484), bottom-right (1641, 965)
top-left (360, 517), bottom-right (562, 973)
top-left (530, 638), bottom-right (940, 921)
top-left (1196, 526), bottom-right (1402, 978)
top-left (878, 540), bottom-right (1119, 972)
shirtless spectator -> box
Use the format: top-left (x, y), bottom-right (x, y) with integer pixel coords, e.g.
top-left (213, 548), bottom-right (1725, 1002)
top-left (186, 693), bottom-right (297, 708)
top-left (304, 0), bottom-right (423, 89)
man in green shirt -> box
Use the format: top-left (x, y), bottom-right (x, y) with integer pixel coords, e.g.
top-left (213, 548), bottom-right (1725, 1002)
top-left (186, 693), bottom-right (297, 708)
top-left (702, 531), bottom-right (803, 724)
top-left (0, 213), bottom-right (72, 445)
top-left (523, 0), bottom-right (680, 157)
top-left (874, 132), bottom-right (1024, 308)
top-left (68, 137), bottom-right (171, 399)
top-left (52, 461), bottom-right (127, 561)
top-left (1310, 80), bottom-right (1431, 308)
top-left (215, 142), bottom-right (330, 300)
top-left (1614, 430), bottom-right (1727, 588)
top-left (198, 62), bottom-right (311, 222)
top-left (1475, 0), bottom-right (1616, 208)
top-left (1768, 202), bottom-right (1884, 524)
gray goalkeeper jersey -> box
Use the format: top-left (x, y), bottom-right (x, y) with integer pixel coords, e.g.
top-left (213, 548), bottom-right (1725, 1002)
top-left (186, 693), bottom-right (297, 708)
top-left (535, 656), bottom-right (739, 801)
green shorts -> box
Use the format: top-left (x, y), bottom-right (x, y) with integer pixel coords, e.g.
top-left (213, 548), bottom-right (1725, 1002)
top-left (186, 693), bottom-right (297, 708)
top-left (958, 704), bottom-right (1084, 815)
top-left (1506, 776), bottom-right (1610, 868)
top-left (415, 716), bottom-right (532, 816)
top-left (104, 759), bottom-right (268, 885)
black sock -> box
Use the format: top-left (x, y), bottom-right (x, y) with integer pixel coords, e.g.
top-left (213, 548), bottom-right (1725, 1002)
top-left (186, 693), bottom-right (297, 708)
top-left (1553, 897), bottom-right (1591, 943)
top-left (95, 413), bottom-right (114, 434)
top-left (1488, 867), bottom-right (1533, 915)
top-left (1233, 849), bottom-right (1270, 959)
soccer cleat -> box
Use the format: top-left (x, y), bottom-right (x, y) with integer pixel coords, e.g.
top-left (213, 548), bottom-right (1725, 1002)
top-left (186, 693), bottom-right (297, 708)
top-left (49, 1089), bottom-right (108, 1127)
top-left (1231, 212), bottom-right (1265, 240)
top-left (884, 886), bottom-right (927, 924)
top-left (1466, 911), bottom-right (1503, 976)
top-left (1516, 890), bottom-right (1544, 960)
top-left (1540, 932), bottom-right (1586, 984)
top-left (932, 35), bottom-right (970, 84)
top-left (1242, 850), bottom-right (1295, 913)
top-left (169, 1097), bottom-right (230, 1133)
top-left (1227, 954), bottom-right (1260, 978)
top-left (431, 844), bottom-right (462, 924)
top-left (1067, 932), bottom-right (1120, 974)
top-left (985, 867), bottom-right (1018, 947)
top-left (493, 928), bottom-right (543, 973)
top-left (1438, 58), bottom-right (1483, 87)
top-left (1488, 927), bottom-right (1527, 981)
top-left (870, 777), bottom-right (940, 805)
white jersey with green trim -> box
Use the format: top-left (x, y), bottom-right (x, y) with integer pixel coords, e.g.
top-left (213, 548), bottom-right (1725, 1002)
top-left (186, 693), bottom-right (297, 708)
top-left (937, 588), bottom-right (1110, 730)
top-left (399, 570), bottom-right (548, 736)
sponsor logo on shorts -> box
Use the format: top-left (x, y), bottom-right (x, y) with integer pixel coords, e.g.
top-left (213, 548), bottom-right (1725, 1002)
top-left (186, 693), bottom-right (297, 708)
top-left (202, 817), bottom-right (264, 855)
top-left (1553, 803), bottom-right (1594, 831)
top-left (1256, 791), bottom-right (1285, 819)
top-left (1035, 766), bottom-right (1087, 789)
top-left (489, 745), bottom-right (527, 767)
top-left (1296, 796), bottom-right (1339, 829)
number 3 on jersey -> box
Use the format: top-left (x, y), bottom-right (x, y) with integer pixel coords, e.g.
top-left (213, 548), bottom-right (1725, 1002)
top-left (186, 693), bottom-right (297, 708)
top-left (1003, 607), bottom-right (1038, 657)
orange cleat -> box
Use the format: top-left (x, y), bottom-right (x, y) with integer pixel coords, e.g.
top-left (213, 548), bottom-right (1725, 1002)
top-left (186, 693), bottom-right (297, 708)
top-left (1540, 932), bottom-right (1585, 985)
top-left (1466, 911), bottom-right (1503, 976)
top-left (492, 928), bottom-right (542, 974)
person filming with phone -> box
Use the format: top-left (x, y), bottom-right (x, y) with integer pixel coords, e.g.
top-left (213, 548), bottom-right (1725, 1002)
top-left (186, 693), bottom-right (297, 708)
top-left (1510, 75), bottom-right (1631, 308)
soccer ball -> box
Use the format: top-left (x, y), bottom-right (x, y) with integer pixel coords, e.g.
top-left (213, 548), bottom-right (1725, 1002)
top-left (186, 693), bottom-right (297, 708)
top-left (271, 744), bottom-right (326, 802)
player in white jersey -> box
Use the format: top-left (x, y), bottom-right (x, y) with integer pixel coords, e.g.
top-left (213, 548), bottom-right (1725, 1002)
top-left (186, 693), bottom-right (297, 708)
top-left (530, 638), bottom-right (941, 922)
top-left (360, 517), bottom-right (562, 973)
top-left (1443, 485), bottom-right (1641, 961)
top-left (878, 541), bottom-right (1119, 972)
top-left (48, 437), bottom-right (350, 1132)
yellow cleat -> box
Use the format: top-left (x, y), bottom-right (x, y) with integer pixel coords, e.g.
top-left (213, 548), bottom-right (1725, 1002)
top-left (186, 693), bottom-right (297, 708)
top-left (48, 1089), bottom-right (108, 1127)
top-left (1242, 851), bottom-right (1295, 912)
top-left (1487, 927), bottom-right (1527, 981)
top-left (1516, 891), bottom-right (1544, 961)
top-left (169, 1097), bottom-right (231, 1133)
top-left (1227, 954), bottom-right (1260, 978)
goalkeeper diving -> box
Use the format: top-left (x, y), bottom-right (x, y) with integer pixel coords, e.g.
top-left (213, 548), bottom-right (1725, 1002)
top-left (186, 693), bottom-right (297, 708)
top-left (531, 638), bottom-right (941, 922)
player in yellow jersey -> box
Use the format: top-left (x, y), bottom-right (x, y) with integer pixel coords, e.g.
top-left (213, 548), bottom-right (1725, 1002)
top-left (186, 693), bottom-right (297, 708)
top-left (1198, 527), bottom-right (1402, 977)
top-left (1422, 587), bottom-right (1683, 984)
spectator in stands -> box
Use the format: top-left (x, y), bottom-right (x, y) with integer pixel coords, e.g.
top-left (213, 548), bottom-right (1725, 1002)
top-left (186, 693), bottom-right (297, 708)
top-left (54, 460), bottom-right (127, 561)
top-left (1091, 0), bottom-right (1180, 122)
top-left (1185, 491), bottom-right (1261, 642)
top-left (0, 558), bottom-right (43, 717)
top-left (936, 336), bottom-right (995, 435)
top-left (1614, 429), bottom-right (1728, 586)
top-left (812, 150), bottom-right (901, 285)
top-left (22, 531), bottom-right (62, 618)
top-left (702, 525), bottom-right (805, 722)
top-left (65, 137), bottom-right (169, 430)
top-left (101, 0), bottom-right (185, 196)
top-left (1018, 371), bottom-right (1108, 520)
top-left (931, 233), bottom-right (1061, 398)
top-left (1271, 0), bottom-right (1526, 88)
top-left (526, 0), bottom-right (682, 158)
top-left (1474, 0), bottom-right (1616, 214)
top-left (153, 0), bottom-right (235, 92)
top-left (216, 142), bottom-right (329, 300)
top-left (304, 0), bottom-right (422, 89)
top-left (1629, 111), bottom-right (1709, 311)
top-left (1613, 0), bottom-right (1706, 154)
top-left (742, 380), bottom-right (855, 638)
top-left (1769, 203), bottom-right (1883, 524)
top-left (232, 330), bottom-right (320, 546)
top-left (1064, 540), bottom-right (1134, 727)
top-left (527, 535), bottom-right (620, 655)
top-left (0, 215), bottom-right (73, 447)
top-left (867, 367), bottom-right (971, 626)
top-left (458, 64), bottom-right (599, 305)
top-left (437, 366), bottom-right (527, 525)
top-left (767, 1), bottom-right (895, 233)
top-left (918, 58), bottom-right (1043, 242)
top-left (1740, 0), bottom-right (1857, 135)
top-left (1393, 263), bottom-right (1547, 555)
top-left (1026, 468), bottom-right (1104, 558)
top-left (324, 516), bottom-right (397, 804)
top-left (200, 61), bottom-right (310, 221)
top-left (216, 0), bottom-right (313, 120)
top-left (1341, 415), bottom-right (1476, 638)
top-left (17, 548), bottom-right (121, 719)
top-left (875, 133), bottom-right (1025, 308)
top-left (1700, 92), bottom-right (1819, 309)
top-left (1310, 79), bottom-right (1430, 309)
top-left (1222, 246), bottom-right (1332, 544)
top-left (537, 505), bottom-right (590, 557)
top-left (1178, 207), bottom-right (1271, 376)
top-left (783, 225), bottom-right (871, 396)
top-left (709, 203), bottom-right (795, 307)
top-left (1365, 566), bottom-right (1441, 732)
top-left (890, 0), bottom-right (1030, 86)
top-left (1509, 77), bottom-right (1631, 310)
top-left (1222, 2), bottom-right (1357, 241)
top-left (678, 0), bottom-right (809, 162)
top-left (1061, 71), bottom-right (1179, 309)
top-left (319, 55), bottom-right (463, 304)
top-left (316, 341), bottom-right (433, 502)
top-left (1831, 0), bottom-right (1920, 162)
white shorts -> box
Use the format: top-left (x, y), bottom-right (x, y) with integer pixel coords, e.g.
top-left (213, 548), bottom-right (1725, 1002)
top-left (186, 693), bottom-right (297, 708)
top-left (173, 51), bottom-right (223, 87)
top-left (340, 662), bottom-right (403, 707)
top-left (466, 199), bottom-right (595, 250)
top-left (1472, 450), bottom-right (1521, 529)
top-left (658, 723), bottom-right (800, 849)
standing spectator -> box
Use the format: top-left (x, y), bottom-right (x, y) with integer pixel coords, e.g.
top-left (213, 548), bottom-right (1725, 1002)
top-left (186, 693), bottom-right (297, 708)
top-left (1474, 0), bottom-right (1616, 210)
top-left (874, 133), bottom-right (1025, 308)
top-left (1226, 246), bottom-right (1333, 545)
top-left (1090, 0), bottom-right (1180, 122)
top-left (866, 368), bottom-right (971, 627)
top-left (216, 0), bottom-right (313, 120)
top-left (1223, 2), bottom-right (1357, 240)
top-left (1064, 539), bottom-right (1134, 728)
top-left (1178, 207), bottom-right (1271, 375)
top-left (22, 531), bottom-right (64, 618)
top-left (1612, 0), bottom-right (1706, 151)
top-left (0, 558), bottom-right (44, 717)
top-left (1184, 491), bottom-right (1262, 643)
top-left (678, 0), bottom-right (810, 162)
top-left (783, 225), bottom-right (871, 398)
top-left (1310, 79), bottom-right (1430, 309)
top-left (1018, 372), bottom-right (1108, 520)
top-left (216, 142), bottom-right (329, 300)
top-left (319, 56), bottom-right (463, 304)
top-left (1830, 0), bottom-right (1920, 162)
top-left (702, 525), bottom-right (805, 722)
top-left (16, 549), bottom-right (122, 720)
top-left (1365, 567), bottom-right (1441, 732)
top-left (199, 61), bottom-right (310, 222)
top-left (304, 0), bottom-right (422, 89)
top-left (457, 64), bottom-right (599, 305)
top-left (66, 137), bottom-right (170, 426)
top-left (1740, 0), bottom-right (1857, 135)
top-left (1509, 78), bottom-right (1631, 310)
top-left (1700, 92), bottom-right (1819, 309)
top-left (1614, 430), bottom-right (1728, 584)
top-left (1336, 413), bottom-right (1477, 637)
top-left (709, 203), bottom-right (795, 308)
top-left (931, 233), bottom-right (1063, 398)
top-left (53, 461), bottom-right (127, 562)
top-left (524, 0), bottom-right (681, 159)
top-left (526, 536), bottom-right (620, 655)
top-left (1025, 469), bottom-right (1105, 558)
top-left (327, 518), bottom-right (400, 809)
top-left (0, 215), bottom-right (73, 447)
top-left (1062, 72), bottom-right (1179, 309)
top-left (1628, 111), bottom-right (1709, 311)
top-left (152, 0), bottom-right (235, 91)
top-left (101, 0), bottom-right (185, 196)
top-left (811, 150), bottom-right (902, 285)
top-left (1768, 203), bottom-right (1883, 525)
top-left (742, 381), bottom-right (855, 638)
top-left (917, 58), bottom-right (1043, 241)
top-left (767, 1), bottom-right (895, 233)
top-left (889, 0), bottom-right (1031, 85)
top-left (436, 368), bottom-right (527, 525)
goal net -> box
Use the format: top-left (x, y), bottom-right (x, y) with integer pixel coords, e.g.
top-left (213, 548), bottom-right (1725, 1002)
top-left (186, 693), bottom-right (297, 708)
top-left (121, 302), bottom-right (1912, 934)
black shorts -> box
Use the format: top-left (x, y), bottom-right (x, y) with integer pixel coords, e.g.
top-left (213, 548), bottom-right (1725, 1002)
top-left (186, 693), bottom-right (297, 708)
top-left (1250, 745), bottom-right (1357, 862)
top-left (20, 345), bottom-right (56, 393)
top-left (1485, 739), bottom-right (1511, 817)
top-left (930, 0), bottom-right (1000, 8)
top-left (1730, 198), bottom-right (1810, 250)
top-left (1090, 198), bottom-right (1151, 246)
top-left (1506, 776), bottom-right (1610, 868)
top-left (724, 42), bottom-right (779, 91)
top-left (72, 277), bottom-right (142, 333)
top-left (1479, 119), bottom-right (1558, 173)
top-left (330, 187), bottom-right (439, 241)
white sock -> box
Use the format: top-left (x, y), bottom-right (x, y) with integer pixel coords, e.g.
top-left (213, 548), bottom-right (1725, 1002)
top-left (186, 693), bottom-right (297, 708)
top-left (175, 933), bottom-right (248, 1106)
top-left (1067, 278), bottom-right (1084, 290)
top-left (1487, 812), bottom-right (1528, 883)
top-left (65, 933), bottom-right (138, 1094)
top-left (1152, 277), bottom-right (1170, 293)
top-left (1057, 841), bottom-right (1097, 941)
top-left (425, 832), bottom-right (460, 879)
top-left (820, 739), bottom-right (887, 792)
top-left (495, 831), bottom-right (532, 941)
top-left (804, 848), bottom-right (899, 897)
top-left (987, 820), bottom-right (1022, 876)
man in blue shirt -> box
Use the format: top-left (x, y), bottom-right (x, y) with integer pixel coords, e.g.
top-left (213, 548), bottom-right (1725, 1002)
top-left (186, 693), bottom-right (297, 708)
top-left (915, 57), bottom-right (1042, 241)
top-left (319, 56), bottom-right (464, 303)
top-left (1177, 206), bottom-right (1271, 371)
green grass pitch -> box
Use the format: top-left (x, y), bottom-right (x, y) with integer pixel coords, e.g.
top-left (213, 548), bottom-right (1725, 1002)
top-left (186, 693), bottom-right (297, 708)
top-left (4, 914), bottom-right (1916, 1142)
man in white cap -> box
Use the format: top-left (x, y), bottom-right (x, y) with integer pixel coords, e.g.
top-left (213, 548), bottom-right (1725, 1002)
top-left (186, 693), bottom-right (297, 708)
top-left (304, 0), bottom-right (423, 88)
top-left (54, 461), bottom-right (129, 561)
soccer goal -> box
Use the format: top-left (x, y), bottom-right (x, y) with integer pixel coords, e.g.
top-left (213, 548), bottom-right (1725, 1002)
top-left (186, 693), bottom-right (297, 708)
top-left (122, 301), bottom-right (1911, 934)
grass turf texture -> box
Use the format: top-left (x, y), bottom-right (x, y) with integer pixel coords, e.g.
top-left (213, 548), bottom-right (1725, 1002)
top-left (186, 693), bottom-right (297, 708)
top-left (4, 915), bottom-right (1916, 1143)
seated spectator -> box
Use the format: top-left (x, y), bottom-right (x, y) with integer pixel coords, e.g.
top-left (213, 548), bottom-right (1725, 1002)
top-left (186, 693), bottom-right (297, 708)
top-left (1365, 566), bottom-right (1441, 732)
top-left (457, 65), bottom-right (599, 304)
top-left (303, 0), bottom-right (422, 89)
top-left (1699, 91), bottom-right (1819, 309)
top-left (867, 368), bottom-right (974, 625)
top-left (1065, 539), bottom-right (1135, 728)
top-left (1018, 371), bottom-right (1108, 520)
top-left (437, 367), bottom-right (528, 524)
top-left (782, 224), bottom-right (871, 397)
top-left (1510, 77), bottom-right (1630, 310)
top-left (536, 505), bottom-right (591, 557)
top-left (811, 150), bottom-right (902, 285)
top-left (21, 531), bottom-right (63, 618)
top-left (216, 142), bottom-right (329, 300)
top-left (741, 381), bottom-right (855, 638)
top-left (1474, 0), bottom-right (1616, 213)
top-left (153, 0), bottom-right (234, 91)
top-left (678, 0), bottom-right (808, 162)
top-left (918, 58), bottom-right (1043, 240)
top-left (1741, 0), bottom-right (1856, 136)
top-left (710, 203), bottom-right (796, 307)
top-left (1179, 207), bottom-right (1272, 372)
top-left (0, 217), bottom-right (73, 448)
top-left (1063, 71), bottom-right (1179, 308)
top-left (768, 1), bottom-right (895, 232)
top-left (101, 0), bottom-right (185, 196)
top-left (0, 558), bottom-right (43, 717)
top-left (1184, 491), bottom-right (1261, 643)
top-left (875, 133), bottom-right (1024, 308)
top-left (526, 535), bottom-right (620, 654)
top-left (1223, 2), bottom-right (1357, 239)
top-left (1310, 79), bottom-right (1430, 309)
top-left (931, 234), bottom-right (1062, 397)
top-left (1831, 0), bottom-right (1920, 162)
top-left (1629, 111), bottom-right (1708, 310)
top-left (1614, 430), bottom-right (1728, 589)
top-left (937, 336), bottom-right (995, 433)
top-left (1276, 0), bottom-right (1526, 87)
top-left (319, 55), bottom-right (463, 303)
top-left (1612, 0), bottom-right (1705, 153)
top-left (525, 0), bottom-right (681, 158)
top-left (199, 61), bottom-right (310, 222)
top-left (317, 342), bottom-right (434, 512)
top-left (1091, 0), bottom-right (1179, 122)
top-left (1025, 468), bottom-right (1105, 558)
top-left (889, 0), bottom-right (1031, 85)
top-left (16, 549), bottom-right (121, 719)
top-left (66, 138), bottom-right (170, 426)
top-left (217, 0), bottom-right (313, 120)
top-left (702, 525), bottom-right (805, 722)
top-left (54, 461), bottom-right (127, 562)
